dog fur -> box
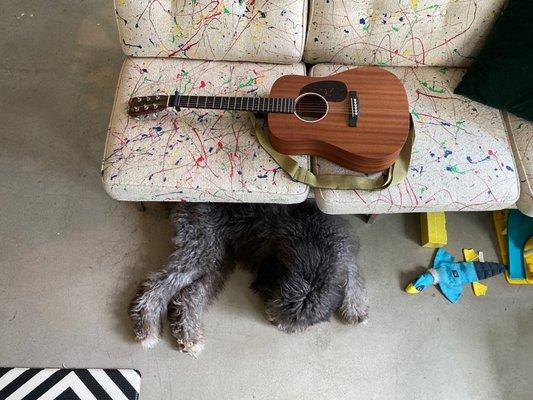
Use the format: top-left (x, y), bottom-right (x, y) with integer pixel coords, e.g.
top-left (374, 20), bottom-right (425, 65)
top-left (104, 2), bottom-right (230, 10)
top-left (129, 201), bottom-right (368, 356)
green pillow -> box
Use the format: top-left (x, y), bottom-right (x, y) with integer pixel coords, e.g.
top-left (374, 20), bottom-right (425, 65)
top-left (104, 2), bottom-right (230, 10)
top-left (454, 0), bottom-right (533, 121)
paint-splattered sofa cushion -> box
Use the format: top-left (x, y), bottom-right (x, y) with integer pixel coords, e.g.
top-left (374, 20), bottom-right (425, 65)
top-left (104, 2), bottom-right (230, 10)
top-left (506, 114), bottom-right (533, 217)
top-left (304, 0), bottom-right (507, 66)
top-left (115, 0), bottom-right (307, 64)
top-left (310, 64), bottom-right (519, 214)
top-left (102, 58), bottom-right (309, 203)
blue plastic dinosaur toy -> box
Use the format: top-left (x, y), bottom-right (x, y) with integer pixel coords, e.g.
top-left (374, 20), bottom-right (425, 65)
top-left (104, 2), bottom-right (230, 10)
top-left (405, 248), bottom-right (504, 303)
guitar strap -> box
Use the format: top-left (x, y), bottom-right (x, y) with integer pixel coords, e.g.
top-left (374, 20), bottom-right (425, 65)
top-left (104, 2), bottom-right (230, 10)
top-left (249, 114), bottom-right (415, 190)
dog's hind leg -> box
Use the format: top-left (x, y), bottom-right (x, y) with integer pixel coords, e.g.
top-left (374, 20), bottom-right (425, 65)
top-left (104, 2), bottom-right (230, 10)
top-left (129, 242), bottom-right (227, 349)
top-left (337, 261), bottom-right (369, 324)
top-left (167, 255), bottom-right (235, 357)
top-left (128, 255), bottom-right (200, 349)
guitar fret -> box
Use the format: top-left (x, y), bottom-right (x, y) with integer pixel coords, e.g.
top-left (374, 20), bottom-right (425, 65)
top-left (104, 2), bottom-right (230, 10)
top-left (173, 95), bottom-right (300, 113)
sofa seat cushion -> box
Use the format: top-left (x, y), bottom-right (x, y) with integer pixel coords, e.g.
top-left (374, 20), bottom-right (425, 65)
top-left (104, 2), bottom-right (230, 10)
top-left (304, 0), bottom-right (507, 67)
top-left (310, 64), bottom-right (519, 214)
top-left (102, 58), bottom-right (309, 203)
top-left (115, 0), bottom-right (307, 64)
top-left (506, 114), bottom-right (533, 216)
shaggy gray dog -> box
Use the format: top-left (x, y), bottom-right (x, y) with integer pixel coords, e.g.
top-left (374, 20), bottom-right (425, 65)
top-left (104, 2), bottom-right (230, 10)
top-left (129, 201), bottom-right (368, 356)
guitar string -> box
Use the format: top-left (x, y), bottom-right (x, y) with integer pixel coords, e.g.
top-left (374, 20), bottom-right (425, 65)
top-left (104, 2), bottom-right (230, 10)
top-left (133, 97), bottom-right (358, 114)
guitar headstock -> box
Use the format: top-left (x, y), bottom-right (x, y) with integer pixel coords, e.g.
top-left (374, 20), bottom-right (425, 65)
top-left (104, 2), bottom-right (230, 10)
top-left (128, 95), bottom-right (169, 118)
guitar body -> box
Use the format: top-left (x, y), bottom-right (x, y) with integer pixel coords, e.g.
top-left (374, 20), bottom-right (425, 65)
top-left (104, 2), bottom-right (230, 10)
top-left (267, 67), bottom-right (410, 172)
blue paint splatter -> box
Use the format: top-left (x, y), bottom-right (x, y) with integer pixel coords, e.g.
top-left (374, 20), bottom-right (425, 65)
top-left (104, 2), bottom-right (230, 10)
top-left (467, 155), bottom-right (490, 164)
top-left (505, 165), bottom-right (514, 171)
top-left (444, 150), bottom-right (452, 158)
top-left (359, 18), bottom-right (366, 25)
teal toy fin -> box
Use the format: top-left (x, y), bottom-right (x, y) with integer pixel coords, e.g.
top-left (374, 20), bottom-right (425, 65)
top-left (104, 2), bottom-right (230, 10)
top-left (439, 282), bottom-right (462, 303)
top-left (433, 248), bottom-right (455, 267)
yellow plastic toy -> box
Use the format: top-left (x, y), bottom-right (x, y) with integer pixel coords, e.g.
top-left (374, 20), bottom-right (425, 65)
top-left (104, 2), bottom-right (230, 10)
top-left (420, 212), bottom-right (447, 248)
top-left (492, 210), bottom-right (533, 284)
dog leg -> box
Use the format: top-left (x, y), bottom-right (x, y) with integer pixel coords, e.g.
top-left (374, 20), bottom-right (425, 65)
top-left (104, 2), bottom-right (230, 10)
top-left (338, 261), bottom-right (369, 324)
top-left (128, 255), bottom-right (202, 349)
top-left (167, 258), bottom-right (234, 357)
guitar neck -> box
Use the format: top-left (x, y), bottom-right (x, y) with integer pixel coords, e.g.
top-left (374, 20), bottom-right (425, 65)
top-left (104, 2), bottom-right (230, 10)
top-left (169, 94), bottom-right (295, 114)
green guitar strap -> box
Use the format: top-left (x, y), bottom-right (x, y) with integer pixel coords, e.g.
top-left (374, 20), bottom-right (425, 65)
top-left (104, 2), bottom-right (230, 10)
top-left (249, 114), bottom-right (415, 190)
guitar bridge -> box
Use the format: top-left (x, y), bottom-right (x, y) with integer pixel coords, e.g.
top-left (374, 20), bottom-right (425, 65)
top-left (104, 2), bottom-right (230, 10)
top-left (348, 91), bottom-right (359, 127)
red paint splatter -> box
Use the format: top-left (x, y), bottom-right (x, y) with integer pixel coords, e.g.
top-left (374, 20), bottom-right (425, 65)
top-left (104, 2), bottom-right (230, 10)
top-left (199, 80), bottom-right (206, 89)
top-left (195, 155), bottom-right (205, 166)
top-left (218, 141), bottom-right (224, 149)
top-left (488, 149), bottom-right (494, 156)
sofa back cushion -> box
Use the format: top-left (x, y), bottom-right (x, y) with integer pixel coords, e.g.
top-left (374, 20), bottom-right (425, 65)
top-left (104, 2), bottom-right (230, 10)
top-left (304, 0), bottom-right (507, 67)
top-left (115, 0), bottom-right (307, 64)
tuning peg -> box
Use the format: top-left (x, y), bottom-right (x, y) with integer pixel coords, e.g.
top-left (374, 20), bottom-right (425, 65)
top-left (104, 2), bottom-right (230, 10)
top-left (155, 95), bottom-right (160, 100)
top-left (153, 104), bottom-right (158, 109)
top-left (143, 105), bottom-right (149, 110)
top-left (134, 106), bottom-right (140, 112)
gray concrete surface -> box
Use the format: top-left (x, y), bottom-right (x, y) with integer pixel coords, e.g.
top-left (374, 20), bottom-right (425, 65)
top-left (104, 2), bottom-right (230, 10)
top-left (1, 2), bottom-right (532, 399)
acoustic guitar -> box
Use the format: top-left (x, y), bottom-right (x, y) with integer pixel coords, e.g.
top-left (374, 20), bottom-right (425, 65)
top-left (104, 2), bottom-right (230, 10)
top-left (128, 67), bottom-right (410, 172)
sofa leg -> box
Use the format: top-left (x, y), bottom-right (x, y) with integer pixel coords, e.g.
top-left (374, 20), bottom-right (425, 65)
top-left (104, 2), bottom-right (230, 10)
top-left (138, 201), bottom-right (147, 212)
top-left (365, 214), bottom-right (378, 224)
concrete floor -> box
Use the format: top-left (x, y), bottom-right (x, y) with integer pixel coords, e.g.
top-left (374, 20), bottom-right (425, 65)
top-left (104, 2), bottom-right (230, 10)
top-left (1, 2), bottom-right (532, 399)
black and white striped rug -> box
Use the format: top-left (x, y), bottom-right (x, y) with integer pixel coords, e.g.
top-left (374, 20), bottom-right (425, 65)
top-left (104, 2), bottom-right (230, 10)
top-left (0, 368), bottom-right (141, 400)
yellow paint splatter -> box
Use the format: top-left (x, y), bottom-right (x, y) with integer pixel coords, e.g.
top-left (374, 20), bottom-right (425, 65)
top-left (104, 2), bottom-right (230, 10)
top-left (411, 0), bottom-right (419, 10)
top-left (172, 24), bottom-right (184, 37)
top-left (254, 74), bottom-right (266, 86)
top-left (117, 0), bottom-right (126, 5)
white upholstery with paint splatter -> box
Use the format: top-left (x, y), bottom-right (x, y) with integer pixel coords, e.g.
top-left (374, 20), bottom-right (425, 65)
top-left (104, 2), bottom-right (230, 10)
top-left (304, 0), bottom-right (507, 67)
top-left (310, 64), bottom-right (519, 214)
top-left (115, 0), bottom-right (307, 64)
top-left (102, 58), bottom-right (309, 203)
top-left (506, 114), bottom-right (533, 217)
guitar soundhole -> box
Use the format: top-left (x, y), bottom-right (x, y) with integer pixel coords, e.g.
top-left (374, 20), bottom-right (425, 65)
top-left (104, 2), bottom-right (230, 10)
top-left (294, 93), bottom-right (328, 123)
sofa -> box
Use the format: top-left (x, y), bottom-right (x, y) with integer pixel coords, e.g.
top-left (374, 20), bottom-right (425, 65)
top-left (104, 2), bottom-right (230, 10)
top-left (102, 0), bottom-right (530, 216)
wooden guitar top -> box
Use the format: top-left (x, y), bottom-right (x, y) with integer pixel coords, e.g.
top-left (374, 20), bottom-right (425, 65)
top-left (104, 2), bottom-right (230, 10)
top-left (267, 67), bottom-right (410, 173)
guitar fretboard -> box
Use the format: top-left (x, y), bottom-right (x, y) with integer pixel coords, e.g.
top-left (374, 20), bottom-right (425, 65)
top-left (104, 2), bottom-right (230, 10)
top-left (169, 95), bottom-right (295, 114)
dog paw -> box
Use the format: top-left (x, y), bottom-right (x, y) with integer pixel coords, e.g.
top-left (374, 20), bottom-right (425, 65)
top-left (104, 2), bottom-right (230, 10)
top-left (139, 334), bottom-right (160, 349)
top-left (131, 323), bottom-right (161, 349)
top-left (177, 339), bottom-right (204, 358)
top-left (338, 304), bottom-right (369, 325)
